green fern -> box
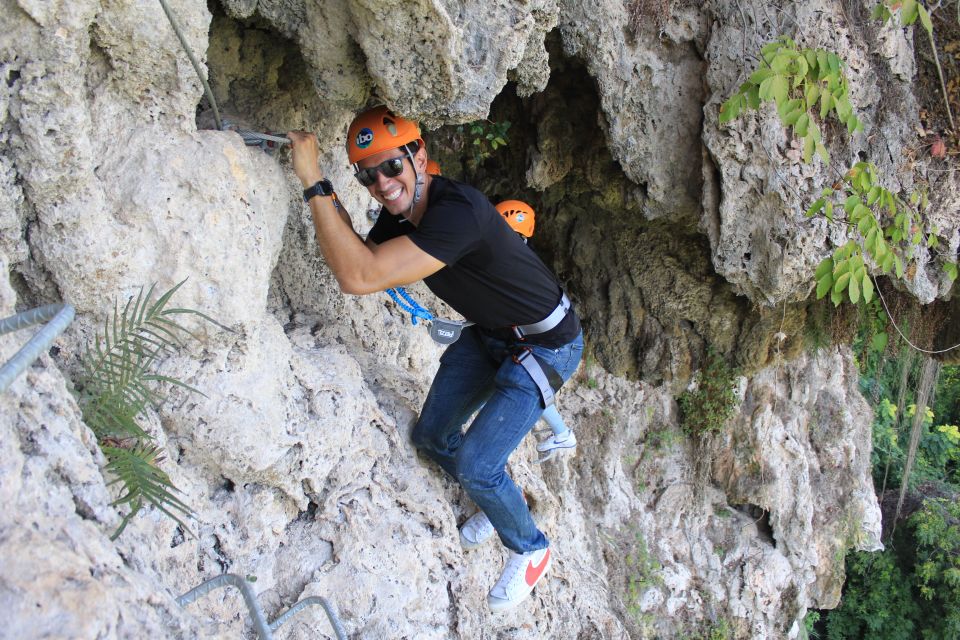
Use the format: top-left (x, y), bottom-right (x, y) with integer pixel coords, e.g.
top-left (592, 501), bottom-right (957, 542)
top-left (75, 279), bottom-right (217, 539)
top-left (103, 442), bottom-right (192, 540)
top-left (77, 280), bottom-right (210, 439)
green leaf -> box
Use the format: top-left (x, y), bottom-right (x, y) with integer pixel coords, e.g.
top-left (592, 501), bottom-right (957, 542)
top-left (816, 142), bottom-right (829, 164)
top-left (847, 114), bottom-right (863, 134)
top-left (803, 133), bottom-right (815, 163)
top-left (794, 55), bottom-right (809, 85)
top-left (848, 273), bottom-right (861, 303)
top-left (720, 96), bottom-right (743, 123)
top-left (875, 236), bottom-right (888, 261)
top-left (871, 331), bottom-right (888, 353)
top-left (825, 200), bottom-right (834, 221)
top-left (862, 271), bottom-right (874, 303)
top-left (770, 53), bottom-right (792, 72)
top-left (882, 251), bottom-right (895, 273)
top-left (895, 256), bottom-right (904, 278)
top-left (806, 198), bottom-right (826, 218)
top-left (827, 53), bottom-right (841, 75)
top-left (820, 92), bottom-right (834, 119)
top-left (902, 0), bottom-right (919, 25)
top-left (746, 85), bottom-right (761, 109)
top-left (761, 40), bottom-right (785, 59)
top-left (759, 76), bottom-right (775, 101)
top-left (834, 257), bottom-right (850, 278)
top-left (945, 262), bottom-right (959, 282)
top-left (815, 257), bottom-right (833, 280)
top-left (816, 51), bottom-right (829, 76)
top-left (778, 98), bottom-right (802, 118)
top-left (784, 108), bottom-right (805, 126)
top-left (844, 195), bottom-right (860, 214)
top-left (867, 186), bottom-right (881, 205)
top-left (852, 203), bottom-right (872, 223)
top-left (816, 274), bottom-right (833, 299)
top-left (804, 82), bottom-right (820, 107)
top-left (834, 271), bottom-right (851, 294)
top-left (795, 113), bottom-right (810, 137)
top-left (770, 74), bottom-right (789, 104)
top-left (831, 288), bottom-right (844, 307)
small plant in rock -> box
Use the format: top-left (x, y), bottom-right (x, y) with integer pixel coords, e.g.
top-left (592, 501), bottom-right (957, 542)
top-left (625, 530), bottom-right (663, 621)
top-left (456, 119), bottom-right (511, 167)
top-left (678, 349), bottom-right (740, 437)
top-left (75, 280), bottom-right (217, 539)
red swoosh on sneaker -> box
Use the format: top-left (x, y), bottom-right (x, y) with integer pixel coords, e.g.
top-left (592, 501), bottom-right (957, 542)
top-left (525, 549), bottom-right (551, 587)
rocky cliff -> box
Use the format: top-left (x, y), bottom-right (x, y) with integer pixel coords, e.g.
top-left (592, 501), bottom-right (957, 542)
top-left (2, 0), bottom-right (957, 638)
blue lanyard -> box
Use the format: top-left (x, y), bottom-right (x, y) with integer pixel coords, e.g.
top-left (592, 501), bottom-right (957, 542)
top-left (384, 287), bottom-right (434, 325)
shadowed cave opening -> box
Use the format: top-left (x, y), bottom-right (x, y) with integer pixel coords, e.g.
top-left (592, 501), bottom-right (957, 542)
top-left (428, 34), bottom-right (760, 389)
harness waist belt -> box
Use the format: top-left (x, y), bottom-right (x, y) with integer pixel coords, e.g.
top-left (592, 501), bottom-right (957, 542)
top-left (514, 293), bottom-right (571, 339)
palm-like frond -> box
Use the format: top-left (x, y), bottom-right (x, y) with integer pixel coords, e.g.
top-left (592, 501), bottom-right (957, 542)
top-left (72, 280), bottom-right (219, 539)
top-left (103, 443), bottom-right (192, 540)
top-left (77, 280), bottom-right (208, 439)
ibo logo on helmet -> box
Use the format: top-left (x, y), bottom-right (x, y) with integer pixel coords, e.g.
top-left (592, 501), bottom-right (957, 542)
top-left (356, 128), bottom-right (374, 149)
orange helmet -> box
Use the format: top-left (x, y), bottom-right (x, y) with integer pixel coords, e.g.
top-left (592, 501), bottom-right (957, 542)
top-left (495, 200), bottom-right (535, 238)
top-left (426, 159), bottom-right (442, 175)
top-left (346, 105), bottom-right (423, 164)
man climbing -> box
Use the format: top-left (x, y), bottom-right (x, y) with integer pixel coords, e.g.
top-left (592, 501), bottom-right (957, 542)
top-left (287, 106), bottom-right (583, 612)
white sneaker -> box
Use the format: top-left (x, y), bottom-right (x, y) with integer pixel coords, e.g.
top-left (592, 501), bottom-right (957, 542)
top-left (487, 547), bottom-right (552, 612)
top-left (536, 430), bottom-right (577, 463)
top-left (459, 510), bottom-right (495, 550)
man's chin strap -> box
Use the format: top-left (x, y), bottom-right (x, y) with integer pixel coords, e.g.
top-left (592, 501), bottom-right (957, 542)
top-left (405, 144), bottom-right (425, 220)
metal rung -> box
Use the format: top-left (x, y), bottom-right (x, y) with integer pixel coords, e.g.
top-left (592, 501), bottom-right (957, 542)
top-left (177, 574), bottom-right (347, 640)
top-left (0, 303), bottom-right (75, 393)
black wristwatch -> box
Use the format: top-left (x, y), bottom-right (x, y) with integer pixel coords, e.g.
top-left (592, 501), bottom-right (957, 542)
top-left (303, 179), bottom-right (335, 202)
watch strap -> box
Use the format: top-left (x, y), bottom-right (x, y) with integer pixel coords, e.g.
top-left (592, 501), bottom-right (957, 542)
top-left (303, 179), bottom-right (335, 202)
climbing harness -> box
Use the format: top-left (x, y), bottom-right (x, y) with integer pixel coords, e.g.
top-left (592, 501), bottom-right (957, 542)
top-left (511, 346), bottom-right (563, 408)
top-left (510, 293), bottom-right (570, 341)
top-left (158, 0), bottom-right (285, 151)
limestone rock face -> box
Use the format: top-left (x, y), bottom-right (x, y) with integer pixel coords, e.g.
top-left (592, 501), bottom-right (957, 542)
top-left (0, 0), bottom-right (944, 638)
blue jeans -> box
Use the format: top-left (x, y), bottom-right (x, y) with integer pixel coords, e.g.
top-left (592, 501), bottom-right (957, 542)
top-left (411, 327), bottom-right (584, 552)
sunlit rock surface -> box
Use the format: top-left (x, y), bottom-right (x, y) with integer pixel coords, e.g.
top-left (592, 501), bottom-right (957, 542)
top-left (4, 0), bottom-right (952, 637)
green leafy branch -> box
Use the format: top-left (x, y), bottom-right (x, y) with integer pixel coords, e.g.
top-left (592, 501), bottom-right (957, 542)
top-left (873, 0), bottom-right (955, 131)
top-left (76, 279), bottom-right (218, 539)
top-left (807, 161), bottom-right (955, 307)
top-left (456, 119), bottom-right (511, 167)
top-left (720, 36), bottom-right (863, 164)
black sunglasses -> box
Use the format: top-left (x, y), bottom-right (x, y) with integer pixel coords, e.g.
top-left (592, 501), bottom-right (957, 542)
top-left (354, 157), bottom-right (406, 186)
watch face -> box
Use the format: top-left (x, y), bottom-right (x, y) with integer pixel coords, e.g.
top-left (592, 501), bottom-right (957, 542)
top-left (304, 180), bottom-right (334, 201)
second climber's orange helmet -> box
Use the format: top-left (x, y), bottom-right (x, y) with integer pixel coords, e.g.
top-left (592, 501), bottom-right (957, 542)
top-left (495, 200), bottom-right (536, 238)
top-left (347, 106), bottom-right (423, 165)
top-left (426, 159), bottom-right (442, 176)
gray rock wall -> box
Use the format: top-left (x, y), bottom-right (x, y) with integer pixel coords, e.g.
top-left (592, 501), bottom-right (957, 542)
top-left (4, 0), bottom-right (949, 637)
